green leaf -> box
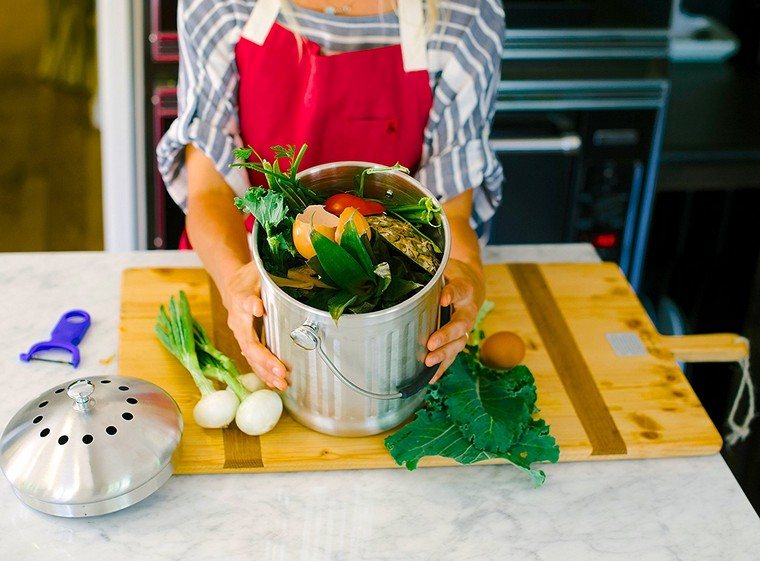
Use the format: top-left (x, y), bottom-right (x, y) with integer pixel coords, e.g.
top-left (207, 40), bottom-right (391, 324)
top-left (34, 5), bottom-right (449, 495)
top-left (304, 287), bottom-right (337, 311)
top-left (339, 219), bottom-right (375, 277)
top-left (501, 419), bottom-right (559, 486)
top-left (327, 290), bottom-right (358, 322)
top-left (382, 276), bottom-right (423, 306)
top-left (507, 419), bottom-right (560, 467)
top-left (384, 409), bottom-right (482, 471)
top-left (311, 230), bottom-right (373, 294)
top-left (441, 356), bottom-right (537, 453)
top-left (373, 261), bottom-right (392, 296)
top-left (234, 187), bottom-right (288, 237)
top-left (230, 145), bottom-right (316, 213)
top-left (383, 310), bottom-right (558, 484)
top-left (307, 256), bottom-right (337, 288)
top-left (271, 144), bottom-right (296, 163)
top-left (291, 144), bottom-right (308, 179)
top-left (387, 197), bottom-right (443, 228)
top-left (384, 409), bottom-right (553, 484)
top-left (232, 146), bottom-right (254, 161)
top-left (268, 232), bottom-right (296, 257)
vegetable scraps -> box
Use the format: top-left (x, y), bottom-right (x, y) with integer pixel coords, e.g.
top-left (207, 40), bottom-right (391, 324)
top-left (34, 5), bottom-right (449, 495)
top-left (155, 291), bottom-right (283, 435)
top-left (232, 144), bottom-right (444, 321)
top-left (384, 302), bottom-right (559, 485)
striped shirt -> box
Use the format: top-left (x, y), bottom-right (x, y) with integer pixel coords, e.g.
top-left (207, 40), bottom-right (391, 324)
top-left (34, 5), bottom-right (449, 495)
top-left (157, 0), bottom-right (505, 234)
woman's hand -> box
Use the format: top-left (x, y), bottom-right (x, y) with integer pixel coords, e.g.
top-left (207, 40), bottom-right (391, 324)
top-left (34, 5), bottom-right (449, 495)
top-left (423, 189), bottom-right (485, 383)
top-left (185, 144), bottom-right (288, 391)
top-left (425, 259), bottom-right (485, 383)
top-left (223, 261), bottom-right (289, 391)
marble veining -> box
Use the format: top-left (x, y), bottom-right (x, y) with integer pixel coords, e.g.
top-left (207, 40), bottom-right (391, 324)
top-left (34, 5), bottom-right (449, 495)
top-left (0, 248), bottom-right (758, 561)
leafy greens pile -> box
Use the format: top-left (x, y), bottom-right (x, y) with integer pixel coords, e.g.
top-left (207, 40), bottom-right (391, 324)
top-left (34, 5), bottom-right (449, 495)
top-left (231, 144), bottom-right (443, 321)
top-left (384, 303), bottom-right (559, 485)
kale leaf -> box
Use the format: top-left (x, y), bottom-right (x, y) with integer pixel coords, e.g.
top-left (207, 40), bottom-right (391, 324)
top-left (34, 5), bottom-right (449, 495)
top-left (234, 187), bottom-right (295, 276)
top-left (441, 355), bottom-right (537, 453)
top-left (235, 187), bottom-right (288, 238)
top-left (384, 318), bottom-right (559, 485)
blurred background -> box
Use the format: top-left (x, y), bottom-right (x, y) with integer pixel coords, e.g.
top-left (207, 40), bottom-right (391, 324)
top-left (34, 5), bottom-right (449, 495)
top-left (0, 0), bottom-right (758, 511)
top-left (0, 0), bottom-right (101, 252)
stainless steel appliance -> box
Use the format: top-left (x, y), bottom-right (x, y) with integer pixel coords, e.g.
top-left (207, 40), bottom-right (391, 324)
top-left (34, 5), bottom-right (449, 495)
top-left (490, 2), bottom-right (673, 291)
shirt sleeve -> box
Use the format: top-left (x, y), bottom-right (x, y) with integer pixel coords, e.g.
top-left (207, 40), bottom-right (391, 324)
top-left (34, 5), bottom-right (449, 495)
top-left (156, 0), bottom-right (248, 212)
top-left (415, 0), bottom-right (505, 234)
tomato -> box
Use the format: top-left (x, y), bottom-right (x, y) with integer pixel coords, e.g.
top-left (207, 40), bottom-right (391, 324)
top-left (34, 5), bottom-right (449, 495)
top-left (324, 193), bottom-right (385, 216)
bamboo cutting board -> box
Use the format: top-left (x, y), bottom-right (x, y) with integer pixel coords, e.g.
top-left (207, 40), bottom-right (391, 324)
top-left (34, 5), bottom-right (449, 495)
top-left (118, 264), bottom-right (747, 474)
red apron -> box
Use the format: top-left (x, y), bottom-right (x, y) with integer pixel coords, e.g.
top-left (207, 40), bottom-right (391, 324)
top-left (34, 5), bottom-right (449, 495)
top-left (180, 8), bottom-right (432, 249)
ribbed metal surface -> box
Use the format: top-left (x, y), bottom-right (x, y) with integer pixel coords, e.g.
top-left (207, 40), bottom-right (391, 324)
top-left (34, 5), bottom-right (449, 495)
top-left (263, 281), bottom-right (439, 436)
top-left (253, 162), bottom-right (450, 436)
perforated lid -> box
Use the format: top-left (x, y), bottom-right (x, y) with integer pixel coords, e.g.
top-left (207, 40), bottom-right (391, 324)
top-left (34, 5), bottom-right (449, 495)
top-left (0, 375), bottom-right (183, 517)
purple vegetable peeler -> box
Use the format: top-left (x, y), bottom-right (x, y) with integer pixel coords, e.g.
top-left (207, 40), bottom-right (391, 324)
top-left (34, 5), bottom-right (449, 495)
top-left (19, 310), bottom-right (91, 367)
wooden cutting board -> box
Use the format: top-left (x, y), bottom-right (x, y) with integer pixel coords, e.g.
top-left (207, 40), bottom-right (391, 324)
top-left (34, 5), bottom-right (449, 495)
top-left (118, 264), bottom-right (747, 474)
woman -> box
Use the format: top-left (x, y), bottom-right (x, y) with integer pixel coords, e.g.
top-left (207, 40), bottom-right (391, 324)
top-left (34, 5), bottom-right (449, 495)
top-left (158, 0), bottom-right (504, 391)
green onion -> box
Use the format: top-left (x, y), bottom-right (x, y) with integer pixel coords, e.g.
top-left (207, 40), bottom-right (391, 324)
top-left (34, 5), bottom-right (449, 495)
top-left (155, 291), bottom-right (284, 435)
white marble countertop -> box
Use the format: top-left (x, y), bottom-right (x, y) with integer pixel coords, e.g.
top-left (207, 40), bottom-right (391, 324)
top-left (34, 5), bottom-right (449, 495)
top-left (0, 246), bottom-right (758, 561)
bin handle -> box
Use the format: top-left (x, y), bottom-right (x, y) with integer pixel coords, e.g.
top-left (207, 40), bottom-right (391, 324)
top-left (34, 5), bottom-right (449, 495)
top-left (290, 306), bottom-right (451, 401)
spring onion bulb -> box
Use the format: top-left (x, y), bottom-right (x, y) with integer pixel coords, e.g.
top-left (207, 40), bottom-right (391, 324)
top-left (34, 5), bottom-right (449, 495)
top-left (238, 373), bottom-right (267, 393)
top-left (155, 293), bottom-right (237, 428)
top-left (193, 390), bottom-right (239, 428)
top-left (235, 390), bottom-right (283, 436)
top-left (155, 291), bottom-right (285, 436)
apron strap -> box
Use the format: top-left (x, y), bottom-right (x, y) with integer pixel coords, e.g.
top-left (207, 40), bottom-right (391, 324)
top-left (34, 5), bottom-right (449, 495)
top-left (398, 0), bottom-right (428, 72)
top-left (242, 0), bottom-right (281, 45)
top-left (241, 0), bottom-right (428, 72)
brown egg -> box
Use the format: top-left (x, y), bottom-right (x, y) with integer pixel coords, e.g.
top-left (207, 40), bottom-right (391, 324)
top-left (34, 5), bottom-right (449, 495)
top-left (479, 331), bottom-right (526, 370)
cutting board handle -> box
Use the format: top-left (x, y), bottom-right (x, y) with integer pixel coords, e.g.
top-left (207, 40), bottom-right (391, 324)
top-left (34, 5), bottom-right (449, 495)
top-left (660, 333), bottom-right (749, 363)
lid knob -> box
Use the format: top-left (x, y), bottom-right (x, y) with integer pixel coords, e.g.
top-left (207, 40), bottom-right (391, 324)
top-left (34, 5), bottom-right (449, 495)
top-left (67, 379), bottom-right (94, 412)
